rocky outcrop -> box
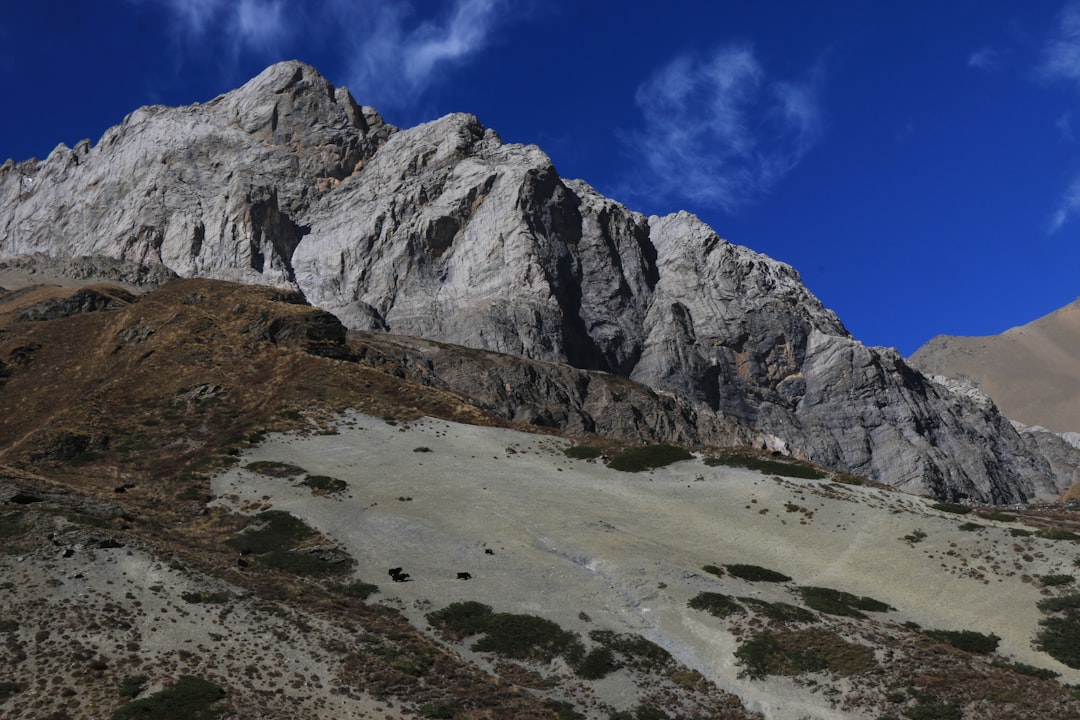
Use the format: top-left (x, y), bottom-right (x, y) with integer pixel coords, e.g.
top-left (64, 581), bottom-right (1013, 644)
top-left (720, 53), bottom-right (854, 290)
top-left (351, 332), bottom-right (787, 453)
top-left (1, 62), bottom-right (393, 287)
top-left (0, 60), bottom-right (1074, 502)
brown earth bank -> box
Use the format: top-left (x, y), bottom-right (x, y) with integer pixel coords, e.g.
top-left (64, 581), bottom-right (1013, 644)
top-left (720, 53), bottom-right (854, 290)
top-left (3, 278), bottom-right (1080, 718)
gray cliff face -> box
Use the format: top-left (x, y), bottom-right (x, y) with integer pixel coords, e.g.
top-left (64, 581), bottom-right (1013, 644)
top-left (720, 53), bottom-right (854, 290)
top-left (0, 60), bottom-right (1070, 502)
top-left (1, 62), bottom-right (392, 287)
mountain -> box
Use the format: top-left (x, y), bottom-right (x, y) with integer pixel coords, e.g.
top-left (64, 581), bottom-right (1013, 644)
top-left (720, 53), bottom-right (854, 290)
top-left (4, 278), bottom-right (1080, 719)
top-left (0, 60), bottom-right (1073, 503)
top-left (910, 298), bottom-right (1080, 436)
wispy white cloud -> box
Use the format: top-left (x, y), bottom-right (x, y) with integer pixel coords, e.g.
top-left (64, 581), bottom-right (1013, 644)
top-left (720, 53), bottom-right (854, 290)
top-left (231, 0), bottom-right (288, 49)
top-left (967, 47), bottom-right (999, 70)
top-left (1041, 1), bottom-right (1080, 86)
top-left (621, 43), bottom-right (823, 213)
top-left (134, 0), bottom-right (510, 112)
top-left (335, 0), bottom-right (507, 111)
top-left (1050, 176), bottom-right (1080, 232)
top-left (151, 0), bottom-right (289, 48)
top-left (1058, 111), bottom-right (1074, 141)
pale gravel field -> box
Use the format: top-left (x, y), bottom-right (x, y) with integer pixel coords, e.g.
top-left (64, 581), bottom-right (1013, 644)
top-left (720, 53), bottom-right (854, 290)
top-left (211, 411), bottom-right (1080, 720)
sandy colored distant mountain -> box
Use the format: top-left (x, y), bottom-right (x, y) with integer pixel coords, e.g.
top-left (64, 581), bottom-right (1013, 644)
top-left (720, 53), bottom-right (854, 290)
top-left (910, 298), bottom-right (1080, 434)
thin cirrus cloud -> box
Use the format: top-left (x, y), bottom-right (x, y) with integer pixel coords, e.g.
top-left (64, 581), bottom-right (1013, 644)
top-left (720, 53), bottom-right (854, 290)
top-left (967, 47), bottom-right (999, 70)
top-left (1041, 2), bottom-right (1080, 231)
top-left (332, 0), bottom-right (508, 112)
top-left (621, 44), bottom-right (823, 214)
top-left (141, 0), bottom-right (508, 112)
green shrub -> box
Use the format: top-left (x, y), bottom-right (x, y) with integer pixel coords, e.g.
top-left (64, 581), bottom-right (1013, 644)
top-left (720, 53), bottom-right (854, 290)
top-left (588, 630), bottom-right (672, 670)
top-left (418, 701), bottom-right (462, 719)
top-left (180, 591), bottom-right (231, 604)
top-left (300, 475), bottom-right (348, 494)
top-left (739, 597), bottom-right (817, 624)
top-left (797, 586), bottom-right (894, 618)
top-left (735, 629), bottom-right (876, 680)
top-left (1037, 527), bottom-right (1080, 542)
top-left (1034, 594), bottom-right (1080, 667)
top-left (923, 629), bottom-right (1000, 654)
top-left (703, 452), bottom-right (827, 479)
top-left (957, 522), bottom-right (983, 532)
top-left (112, 675), bottom-right (225, 720)
top-left (0, 517), bottom-right (26, 539)
top-left (1041, 574), bottom-right (1075, 587)
top-left (543, 699), bottom-right (585, 720)
top-left (244, 461), bottom-right (306, 477)
top-left (688, 592), bottom-right (744, 618)
top-left (118, 675), bottom-right (147, 698)
top-left (256, 549), bottom-right (353, 577)
top-left (902, 704), bottom-right (963, 720)
top-left (426, 602), bottom-right (583, 664)
top-left (225, 510), bottom-right (315, 554)
top-left (977, 511), bottom-right (1017, 522)
top-left (427, 601), bottom-right (494, 639)
top-left (0, 681), bottom-right (21, 701)
top-left (333, 580), bottom-right (379, 600)
top-left (831, 471), bottom-right (866, 485)
top-left (702, 564), bottom-right (725, 577)
top-left (607, 444), bottom-right (692, 472)
top-left (470, 613), bottom-right (583, 663)
top-left (1032, 595), bottom-right (1080, 669)
top-left (724, 563), bottom-right (792, 582)
top-left (575, 646), bottom-right (621, 679)
top-left (904, 529), bottom-right (928, 544)
top-left (1010, 528), bottom-right (1032, 537)
top-left (992, 660), bottom-right (1059, 680)
top-left (930, 501), bottom-right (971, 515)
top-left (563, 445), bottom-right (602, 460)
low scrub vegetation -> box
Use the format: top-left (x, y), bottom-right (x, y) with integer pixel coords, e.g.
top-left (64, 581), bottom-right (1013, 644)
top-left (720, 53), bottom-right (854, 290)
top-left (930, 501), bottom-right (971, 515)
top-left (1035, 593), bottom-right (1080, 667)
top-left (703, 451), bottom-right (826, 480)
top-left (977, 511), bottom-right (1017, 522)
top-left (901, 702), bottom-right (963, 720)
top-left (734, 629), bottom-right (876, 680)
top-left (426, 602), bottom-right (584, 664)
top-left (226, 510), bottom-right (353, 576)
top-left (957, 522), bottom-right (983, 532)
top-left (1036, 527), bottom-right (1080, 543)
top-left (797, 586), bottom-right (894, 618)
top-left (607, 444), bottom-right (693, 472)
top-left (723, 563), bottom-right (791, 582)
top-left (688, 592), bottom-right (745, 618)
top-left (244, 460), bottom-right (306, 477)
top-left (738, 597), bottom-right (817, 624)
top-left (1040, 574), bottom-right (1075, 587)
top-left (923, 629), bottom-right (1000, 654)
top-left (300, 474), bottom-right (348, 495)
top-left (225, 510), bottom-right (315, 555)
top-left (257, 548), bottom-right (352, 576)
top-left (112, 675), bottom-right (226, 720)
top-left (329, 579), bottom-right (379, 600)
top-left (563, 445), bottom-right (602, 460)
top-left (992, 659), bottom-right (1059, 680)
top-left (702, 564), bottom-right (725, 577)
top-left (588, 629), bottom-right (672, 671)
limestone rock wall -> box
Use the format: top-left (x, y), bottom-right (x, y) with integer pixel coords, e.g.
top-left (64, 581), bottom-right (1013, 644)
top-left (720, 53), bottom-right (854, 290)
top-left (0, 60), bottom-right (1069, 502)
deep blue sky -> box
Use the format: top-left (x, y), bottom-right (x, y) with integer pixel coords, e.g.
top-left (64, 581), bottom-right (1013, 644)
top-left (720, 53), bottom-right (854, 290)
top-left (3, 1), bottom-right (1079, 356)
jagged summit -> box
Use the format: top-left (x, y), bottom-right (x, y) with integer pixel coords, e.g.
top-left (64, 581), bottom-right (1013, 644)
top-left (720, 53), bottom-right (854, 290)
top-left (0, 61), bottom-right (1074, 502)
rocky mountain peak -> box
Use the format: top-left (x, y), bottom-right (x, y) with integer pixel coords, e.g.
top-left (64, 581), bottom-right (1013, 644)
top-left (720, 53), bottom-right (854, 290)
top-left (1, 61), bottom-right (1075, 503)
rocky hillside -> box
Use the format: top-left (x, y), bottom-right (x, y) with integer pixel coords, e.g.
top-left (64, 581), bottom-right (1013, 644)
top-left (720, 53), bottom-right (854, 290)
top-left (0, 60), bottom-right (1073, 502)
top-left (4, 279), bottom-right (1080, 719)
top-left (911, 298), bottom-right (1080, 436)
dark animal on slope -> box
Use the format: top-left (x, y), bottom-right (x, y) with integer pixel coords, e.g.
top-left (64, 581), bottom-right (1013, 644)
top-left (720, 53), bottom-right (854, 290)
top-left (457, 572), bottom-right (472, 580)
top-left (388, 567), bottom-right (403, 577)
top-left (392, 572), bottom-right (411, 582)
